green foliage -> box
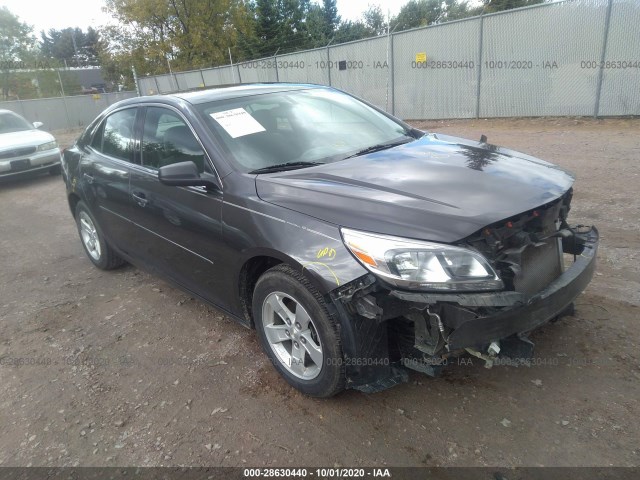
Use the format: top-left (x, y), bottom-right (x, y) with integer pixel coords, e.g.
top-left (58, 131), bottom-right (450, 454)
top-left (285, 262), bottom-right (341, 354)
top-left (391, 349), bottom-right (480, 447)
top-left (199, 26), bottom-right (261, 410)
top-left (251, 0), bottom-right (310, 56)
top-left (40, 27), bottom-right (100, 67)
top-left (363, 5), bottom-right (387, 36)
top-left (322, 0), bottom-right (340, 39)
top-left (0, 6), bottom-right (36, 99)
top-left (100, 0), bottom-right (253, 81)
top-left (482, 0), bottom-right (545, 13)
top-left (393, 0), bottom-right (446, 31)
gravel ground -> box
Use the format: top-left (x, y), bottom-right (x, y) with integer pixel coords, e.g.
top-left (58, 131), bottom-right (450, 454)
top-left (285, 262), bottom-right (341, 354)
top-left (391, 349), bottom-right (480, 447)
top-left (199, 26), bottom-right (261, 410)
top-left (0, 118), bottom-right (638, 467)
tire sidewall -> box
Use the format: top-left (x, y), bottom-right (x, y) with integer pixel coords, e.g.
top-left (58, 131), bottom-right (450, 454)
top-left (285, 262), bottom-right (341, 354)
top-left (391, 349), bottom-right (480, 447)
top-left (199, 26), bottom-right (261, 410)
top-left (75, 201), bottom-right (110, 270)
top-left (253, 267), bottom-right (344, 397)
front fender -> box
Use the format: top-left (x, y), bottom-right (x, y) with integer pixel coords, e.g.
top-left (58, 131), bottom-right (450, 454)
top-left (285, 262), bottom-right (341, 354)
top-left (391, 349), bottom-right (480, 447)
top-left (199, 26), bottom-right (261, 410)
top-left (223, 194), bottom-right (368, 297)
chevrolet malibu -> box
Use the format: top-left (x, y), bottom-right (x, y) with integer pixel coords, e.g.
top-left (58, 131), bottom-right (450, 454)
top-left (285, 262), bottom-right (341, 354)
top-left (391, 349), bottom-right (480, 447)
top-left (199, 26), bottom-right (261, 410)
top-left (61, 84), bottom-right (598, 397)
top-left (0, 109), bottom-right (61, 180)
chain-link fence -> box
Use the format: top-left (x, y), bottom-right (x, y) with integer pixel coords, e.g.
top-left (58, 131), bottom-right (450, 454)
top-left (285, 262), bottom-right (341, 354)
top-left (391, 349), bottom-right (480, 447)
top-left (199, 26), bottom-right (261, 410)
top-left (135, 0), bottom-right (637, 119)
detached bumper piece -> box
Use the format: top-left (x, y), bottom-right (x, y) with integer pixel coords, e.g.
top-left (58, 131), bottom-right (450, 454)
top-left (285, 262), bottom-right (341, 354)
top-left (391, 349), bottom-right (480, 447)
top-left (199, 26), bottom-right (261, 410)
top-left (332, 226), bottom-right (598, 392)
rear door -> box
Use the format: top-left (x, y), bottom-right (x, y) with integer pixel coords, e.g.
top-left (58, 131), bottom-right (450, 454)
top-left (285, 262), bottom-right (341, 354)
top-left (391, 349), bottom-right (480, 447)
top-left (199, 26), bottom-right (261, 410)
top-left (127, 106), bottom-right (228, 307)
top-left (79, 107), bottom-right (139, 254)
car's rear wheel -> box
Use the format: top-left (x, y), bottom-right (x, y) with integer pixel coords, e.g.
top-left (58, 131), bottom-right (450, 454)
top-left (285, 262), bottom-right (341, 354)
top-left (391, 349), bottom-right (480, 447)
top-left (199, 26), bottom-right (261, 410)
top-left (253, 264), bottom-right (345, 397)
top-left (75, 201), bottom-right (125, 270)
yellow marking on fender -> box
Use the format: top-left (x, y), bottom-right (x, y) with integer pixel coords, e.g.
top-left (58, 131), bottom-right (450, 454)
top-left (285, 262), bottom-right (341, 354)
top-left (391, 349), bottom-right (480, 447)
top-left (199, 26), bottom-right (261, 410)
top-left (302, 261), bottom-right (341, 286)
top-left (316, 247), bottom-right (337, 260)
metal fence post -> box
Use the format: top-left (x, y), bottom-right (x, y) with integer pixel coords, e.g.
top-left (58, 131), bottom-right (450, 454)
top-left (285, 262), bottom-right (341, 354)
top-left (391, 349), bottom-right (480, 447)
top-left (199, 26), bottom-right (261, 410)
top-left (56, 69), bottom-right (72, 129)
top-left (389, 32), bottom-right (395, 115)
top-left (326, 46), bottom-right (332, 86)
top-left (274, 51), bottom-right (279, 82)
top-left (154, 76), bottom-right (160, 94)
top-left (200, 69), bottom-right (206, 87)
top-left (475, 14), bottom-right (485, 119)
top-left (594, 0), bottom-right (614, 118)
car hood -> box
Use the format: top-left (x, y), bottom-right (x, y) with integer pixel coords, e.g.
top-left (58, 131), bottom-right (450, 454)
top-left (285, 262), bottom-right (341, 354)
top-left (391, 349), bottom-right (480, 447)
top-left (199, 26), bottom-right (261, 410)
top-left (0, 130), bottom-right (54, 150)
top-left (255, 133), bottom-right (575, 243)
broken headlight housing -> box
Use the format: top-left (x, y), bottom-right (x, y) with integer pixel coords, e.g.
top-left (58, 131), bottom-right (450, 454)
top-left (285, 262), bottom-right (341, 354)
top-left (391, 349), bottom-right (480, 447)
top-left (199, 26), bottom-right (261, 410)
top-left (341, 228), bottom-right (503, 291)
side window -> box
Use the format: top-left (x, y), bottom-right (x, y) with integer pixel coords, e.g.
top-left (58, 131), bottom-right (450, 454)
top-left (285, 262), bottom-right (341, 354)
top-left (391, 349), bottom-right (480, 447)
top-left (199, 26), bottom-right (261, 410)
top-left (93, 109), bottom-right (136, 162)
top-left (142, 107), bottom-right (208, 174)
top-left (90, 122), bottom-right (103, 150)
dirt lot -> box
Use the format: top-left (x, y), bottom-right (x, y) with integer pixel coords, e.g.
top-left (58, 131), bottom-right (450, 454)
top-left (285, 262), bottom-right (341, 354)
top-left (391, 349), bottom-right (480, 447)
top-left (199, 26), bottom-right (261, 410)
top-left (0, 118), bottom-right (638, 467)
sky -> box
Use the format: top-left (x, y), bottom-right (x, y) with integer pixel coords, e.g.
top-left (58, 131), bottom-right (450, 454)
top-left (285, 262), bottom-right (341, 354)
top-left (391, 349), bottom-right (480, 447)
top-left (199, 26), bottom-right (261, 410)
top-left (1, 0), bottom-right (407, 34)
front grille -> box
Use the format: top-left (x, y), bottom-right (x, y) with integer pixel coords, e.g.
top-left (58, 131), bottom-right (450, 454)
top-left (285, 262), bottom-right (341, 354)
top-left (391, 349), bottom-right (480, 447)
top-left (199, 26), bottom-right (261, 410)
top-left (463, 191), bottom-right (572, 297)
top-left (0, 146), bottom-right (36, 159)
top-left (513, 239), bottom-right (563, 295)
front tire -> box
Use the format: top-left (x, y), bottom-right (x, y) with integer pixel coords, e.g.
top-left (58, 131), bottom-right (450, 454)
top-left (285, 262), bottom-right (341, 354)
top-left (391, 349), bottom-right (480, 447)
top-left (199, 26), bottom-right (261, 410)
top-left (253, 264), bottom-right (345, 397)
top-left (75, 201), bottom-right (125, 270)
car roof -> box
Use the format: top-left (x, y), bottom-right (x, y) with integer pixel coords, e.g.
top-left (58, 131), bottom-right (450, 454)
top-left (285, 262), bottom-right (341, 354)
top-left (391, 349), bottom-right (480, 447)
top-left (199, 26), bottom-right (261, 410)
top-left (117, 83), bottom-right (325, 109)
top-left (174, 83), bottom-right (324, 104)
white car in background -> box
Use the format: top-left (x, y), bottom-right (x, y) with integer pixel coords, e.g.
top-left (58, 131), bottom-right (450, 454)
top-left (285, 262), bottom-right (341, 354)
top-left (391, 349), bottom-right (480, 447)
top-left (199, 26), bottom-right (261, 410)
top-left (0, 109), bottom-right (61, 181)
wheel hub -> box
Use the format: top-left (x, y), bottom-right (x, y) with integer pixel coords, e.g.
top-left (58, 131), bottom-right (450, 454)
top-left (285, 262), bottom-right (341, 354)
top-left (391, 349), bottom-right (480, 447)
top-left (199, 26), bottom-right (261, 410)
top-left (262, 291), bottom-right (323, 380)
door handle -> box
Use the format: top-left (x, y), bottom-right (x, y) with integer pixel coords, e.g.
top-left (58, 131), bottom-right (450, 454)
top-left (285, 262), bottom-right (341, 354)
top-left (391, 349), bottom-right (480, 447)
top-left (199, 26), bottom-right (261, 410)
top-left (83, 173), bottom-right (94, 184)
top-left (132, 191), bottom-right (148, 207)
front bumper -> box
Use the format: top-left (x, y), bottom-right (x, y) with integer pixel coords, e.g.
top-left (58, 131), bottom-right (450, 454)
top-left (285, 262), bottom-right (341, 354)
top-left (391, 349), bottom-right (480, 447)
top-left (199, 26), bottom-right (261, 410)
top-left (332, 226), bottom-right (598, 392)
top-left (391, 227), bottom-right (598, 350)
top-left (0, 150), bottom-right (61, 180)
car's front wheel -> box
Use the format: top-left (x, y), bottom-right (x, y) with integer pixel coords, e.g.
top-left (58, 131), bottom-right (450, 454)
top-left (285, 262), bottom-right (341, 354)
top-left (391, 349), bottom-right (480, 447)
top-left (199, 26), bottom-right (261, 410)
top-left (75, 201), bottom-right (125, 270)
top-left (253, 264), bottom-right (345, 397)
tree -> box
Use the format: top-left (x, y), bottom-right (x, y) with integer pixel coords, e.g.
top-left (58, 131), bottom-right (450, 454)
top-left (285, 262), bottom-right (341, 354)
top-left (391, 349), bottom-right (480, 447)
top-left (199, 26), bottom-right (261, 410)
top-left (40, 27), bottom-right (100, 67)
top-left (0, 6), bottom-right (36, 99)
top-left (390, 0), bottom-right (481, 32)
top-left (363, 5), bottom-right (387, 36)
top-left (392, 0), bottom-right (448, 31)
top-left (304, 4), bottom-right (328, 48)
top-left (322, 0), bottom-right (340, 40)
top-left (251, 0), bottom-right (310, 56)
top-left (333, 20), bottom-right (371, 44)
top-left (482, 0), bottom-right (545, 13)
top-left (101, 0), bottom-right (253, 79)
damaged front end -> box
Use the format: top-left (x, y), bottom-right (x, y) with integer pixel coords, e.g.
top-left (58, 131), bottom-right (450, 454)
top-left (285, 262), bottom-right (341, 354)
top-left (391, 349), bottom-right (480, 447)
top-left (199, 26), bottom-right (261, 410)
top-left (330, 190), bottom-right (599, 393)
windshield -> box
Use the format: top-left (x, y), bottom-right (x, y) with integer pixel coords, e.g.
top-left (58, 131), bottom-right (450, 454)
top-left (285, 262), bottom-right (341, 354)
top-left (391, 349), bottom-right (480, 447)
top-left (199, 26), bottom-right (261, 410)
top-left (0, 112), bottom-right (34, 134)
top-left (196, 88), bottom-right (414, 172)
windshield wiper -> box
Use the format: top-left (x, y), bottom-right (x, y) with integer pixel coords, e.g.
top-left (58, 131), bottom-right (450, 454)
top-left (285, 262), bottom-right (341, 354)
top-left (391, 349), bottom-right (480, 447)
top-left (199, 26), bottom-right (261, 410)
top-left (342, 138), bottom-right (414, 160)
top-left (249, 161), bottom-right (324, 174)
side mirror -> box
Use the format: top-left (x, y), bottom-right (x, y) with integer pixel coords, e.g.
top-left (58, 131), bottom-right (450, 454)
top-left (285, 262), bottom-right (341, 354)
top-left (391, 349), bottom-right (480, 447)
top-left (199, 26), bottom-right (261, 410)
top-left (33, 121), bottom-right (44, 129)
top-left (158, 161), bottom-right (219, 189)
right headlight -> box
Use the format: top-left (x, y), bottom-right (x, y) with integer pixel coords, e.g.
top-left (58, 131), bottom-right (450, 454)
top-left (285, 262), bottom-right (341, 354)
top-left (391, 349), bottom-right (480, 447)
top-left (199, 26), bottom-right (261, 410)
top-left (341, 228), bottom-right (503, 292)
top-left (37, 141), bottom-right (58, 152)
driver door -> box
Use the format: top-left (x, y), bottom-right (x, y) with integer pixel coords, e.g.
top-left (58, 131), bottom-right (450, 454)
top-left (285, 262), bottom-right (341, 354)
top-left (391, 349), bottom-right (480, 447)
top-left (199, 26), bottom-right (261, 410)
top-left (127, 106), bottom-right (228, 308)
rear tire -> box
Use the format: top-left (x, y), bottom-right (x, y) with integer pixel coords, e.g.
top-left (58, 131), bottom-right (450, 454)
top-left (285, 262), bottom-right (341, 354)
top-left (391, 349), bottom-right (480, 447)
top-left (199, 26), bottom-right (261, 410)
top-left (253, 264), bottom-right (345, 397)
top-left (75, 201), bottom-right (125, 270)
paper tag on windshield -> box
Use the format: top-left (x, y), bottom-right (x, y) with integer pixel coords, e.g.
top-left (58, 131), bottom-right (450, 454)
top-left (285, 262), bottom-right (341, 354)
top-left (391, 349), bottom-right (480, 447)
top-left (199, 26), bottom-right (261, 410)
top-left (210, 108), bottom-right (266, 138)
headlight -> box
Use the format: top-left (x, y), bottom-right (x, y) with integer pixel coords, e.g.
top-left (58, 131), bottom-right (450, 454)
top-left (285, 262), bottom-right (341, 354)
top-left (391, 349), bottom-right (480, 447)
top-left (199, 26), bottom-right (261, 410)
top-left (37, 141), bottom-right (57, 152)
top-left (341, 228), bottom-right (503, 291)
